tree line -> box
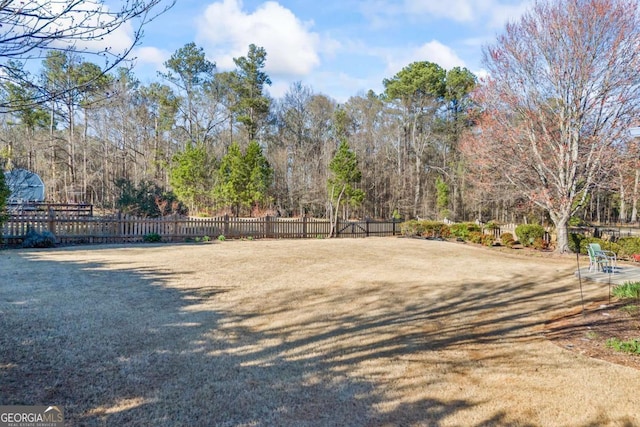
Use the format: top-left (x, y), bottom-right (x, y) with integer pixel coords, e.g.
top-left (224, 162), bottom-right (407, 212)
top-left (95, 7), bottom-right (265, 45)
top-left (3, 0), bottom-right (640, 253)
top-left (0, 41), bottom-right (479, 221)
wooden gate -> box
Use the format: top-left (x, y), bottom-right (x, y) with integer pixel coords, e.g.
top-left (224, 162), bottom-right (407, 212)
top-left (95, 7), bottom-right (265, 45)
top-left (335, 219), bottom-right (399, 238)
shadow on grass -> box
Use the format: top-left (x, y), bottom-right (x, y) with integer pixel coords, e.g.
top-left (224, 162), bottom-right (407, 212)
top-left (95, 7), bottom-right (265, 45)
top-left (0, 245), bottom-right (634, 426)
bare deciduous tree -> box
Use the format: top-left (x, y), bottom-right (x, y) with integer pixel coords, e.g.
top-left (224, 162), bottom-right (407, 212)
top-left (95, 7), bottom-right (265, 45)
top-left (461, 0), bottom-right (640, 252)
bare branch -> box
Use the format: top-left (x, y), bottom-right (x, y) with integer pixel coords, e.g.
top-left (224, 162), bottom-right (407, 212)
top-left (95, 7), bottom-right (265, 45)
top-left (0, 0), bottom-right (174, 111)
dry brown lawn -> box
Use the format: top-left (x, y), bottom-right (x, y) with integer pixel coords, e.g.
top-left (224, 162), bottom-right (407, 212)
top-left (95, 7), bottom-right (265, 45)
top-left (0, 238), bottom-right (638, 426)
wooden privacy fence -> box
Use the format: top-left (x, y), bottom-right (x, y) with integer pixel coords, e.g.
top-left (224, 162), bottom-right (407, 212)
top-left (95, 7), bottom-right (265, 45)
top-left (2, 212), bottom-right (401, 244)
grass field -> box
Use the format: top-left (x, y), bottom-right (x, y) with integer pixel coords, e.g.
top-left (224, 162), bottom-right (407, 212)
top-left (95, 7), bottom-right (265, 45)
top-left (1, 238), bottom-right (638, 426)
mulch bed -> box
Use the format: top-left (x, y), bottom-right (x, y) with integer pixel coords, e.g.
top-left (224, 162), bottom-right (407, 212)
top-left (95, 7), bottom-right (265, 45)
top-left (545, 299), bottom-right (640, 370)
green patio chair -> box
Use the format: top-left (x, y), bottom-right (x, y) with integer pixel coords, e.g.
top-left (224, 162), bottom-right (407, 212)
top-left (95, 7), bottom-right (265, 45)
top-left (587, 243), bottom-right (616, 273)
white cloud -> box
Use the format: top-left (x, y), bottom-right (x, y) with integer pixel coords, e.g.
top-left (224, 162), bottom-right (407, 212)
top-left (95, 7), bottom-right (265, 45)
top-left (384, 41), bottom-right (467, 76)
top-left (485, 1), bottom-right (531, 28)
top-left (267, 80), bottom-right (291, 99)
top-left (133, 47), bottom-right (170, 69)
top-left (43, 0), bottom-right (136, 59)
top-left (196, 0), bottom-right (330, 77)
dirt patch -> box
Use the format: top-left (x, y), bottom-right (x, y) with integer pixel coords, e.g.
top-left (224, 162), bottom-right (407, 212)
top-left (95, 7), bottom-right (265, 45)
top-left (1, 238), bottom-right (640, 426)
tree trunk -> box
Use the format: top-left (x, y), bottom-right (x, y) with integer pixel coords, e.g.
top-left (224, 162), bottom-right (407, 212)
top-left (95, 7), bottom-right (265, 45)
top-left (620, 177), bottom-right (627, 223)
top-left (67, 100), bottom-right (75, 190)
top-left (49, 105), bottom-right (57, 201)
top-left (632, 168), bottom-right (640, 223)
top-left (413, 155), bottom-right (421, 217)
top-left (551, 212), bottom-right (571, 253)
top-left (154, 115), bottom-right (161, 181)
top-left (329, 184), bottom-right (346, 238)
top-left (83, 109), bottom-right (89, 202)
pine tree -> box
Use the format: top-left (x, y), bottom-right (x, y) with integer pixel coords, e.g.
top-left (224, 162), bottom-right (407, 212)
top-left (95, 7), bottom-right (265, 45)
top-left (214, 141), bottom-right (272, 216)
top-left (328, 140), bottom-right (365, 237)
top-left (169, 143), bottom-right (216, 214)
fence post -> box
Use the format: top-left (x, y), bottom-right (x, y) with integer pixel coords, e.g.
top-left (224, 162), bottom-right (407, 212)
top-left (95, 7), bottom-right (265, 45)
top-left (224, 214), bottom-right (230, 237)
top-left (264, 215), bottom-right (272, 239)
top-left (366, 218), bottom-right (370, 237)
top-left (271, 215), bottom-right (275, 238)
top-left (47, 207), bottom-right (55, 235)
top-left (118, 211), bottom-right (123, 243)
top-left (303, 216), bottom-right (308, 238)
top-left (173, 214), bottom-right (179, 242)
top-left (392, 219), bottom-right (397, 236)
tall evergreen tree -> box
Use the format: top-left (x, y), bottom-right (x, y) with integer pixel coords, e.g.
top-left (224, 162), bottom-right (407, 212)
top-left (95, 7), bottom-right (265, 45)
top-left (160, 43), bottom-right (216, 145)
top-left (328, 140), bottom-right (365, 237)
top-left (214, 141), bottom-right (272, 216)
top-left (214, 142), bottom-right (245, 215)
top-left (383, 61), bottom-right (446, 218)
top-left (169, 142), bottom-right (216, 214)
top-left (244, 140), bottom-right (273, 212)
top-left (231, 44), bottom-right (272, 141)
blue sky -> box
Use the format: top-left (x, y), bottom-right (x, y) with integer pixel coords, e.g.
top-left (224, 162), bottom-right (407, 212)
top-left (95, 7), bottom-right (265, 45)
top-left (128, 0), bottom-right (533, 101)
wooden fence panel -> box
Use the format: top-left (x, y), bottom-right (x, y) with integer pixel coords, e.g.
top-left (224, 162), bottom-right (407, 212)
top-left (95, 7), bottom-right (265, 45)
top-left (2, 214), bottom-right (400, 244)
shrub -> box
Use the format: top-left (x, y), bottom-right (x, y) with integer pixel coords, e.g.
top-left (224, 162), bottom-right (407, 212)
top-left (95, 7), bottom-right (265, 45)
top-left (568, 233), bottom-right (622, 255)
top-left (400, 220), bottom-right (421, 237)
top-left (218, 235), bottom-right (226, 241)
top-left (467, 231), bottom-right (494, 246)
top-left (568, 233), bottom-right (586, 253)
top-left (421, 221), bottom-right (451, 239)
top-left (576, 237), bottom-right (620, 256)
top-left (22, 227), bottom-right (56, 248)
top-left (616, 237), bottom-right (640, 258)
top-left (400, 220), bottom-right (450, 238)
top-left (501, 232), bottom-right (515, 248)
top-left (450, 222), bottom-right (481, 240)
top-left (481, 233), bottom-right (495, 247)
top-left (515, 224), bottom-right (546, 247)
top-left (532, 237), bottom-right (548, 250)
top-left (116, 178), bottom-right (187, 217)
top-left (468, 231), bottom-right (481, 244)
top-left (143, 232), bottom-right (161, 243)
top-left (468, 231), bottom-right (482, 244)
